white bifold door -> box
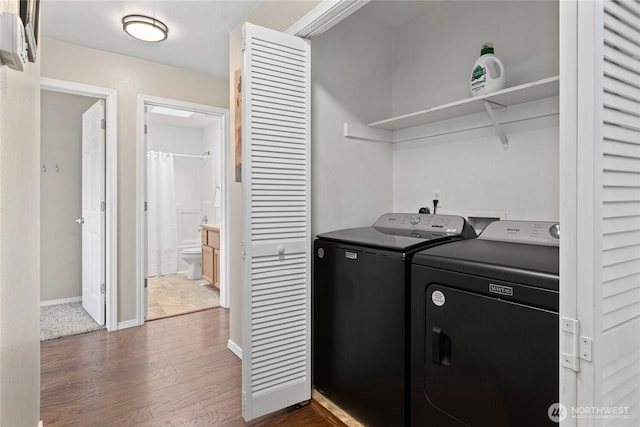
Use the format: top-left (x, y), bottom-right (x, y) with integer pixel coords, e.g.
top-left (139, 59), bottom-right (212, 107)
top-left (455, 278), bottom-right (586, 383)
top-left (241, 22), bottom-right (311, 421)
top-left (560, 0), bottom-right (640, 424)
top-left (81, 99), bottom-right (106, 326)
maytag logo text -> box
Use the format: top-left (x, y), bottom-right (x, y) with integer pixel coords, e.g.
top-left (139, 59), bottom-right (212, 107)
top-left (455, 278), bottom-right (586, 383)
top-left (489, 283), bottom-right (513, 296)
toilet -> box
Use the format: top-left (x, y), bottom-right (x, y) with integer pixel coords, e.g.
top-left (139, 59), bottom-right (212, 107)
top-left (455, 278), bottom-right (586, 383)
top-left (181, 247), bottom-right (202, 280)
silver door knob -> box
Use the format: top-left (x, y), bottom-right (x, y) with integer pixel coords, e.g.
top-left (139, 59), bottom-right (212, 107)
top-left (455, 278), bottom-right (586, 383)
top-left (75, 218), bottom-right (84, 224)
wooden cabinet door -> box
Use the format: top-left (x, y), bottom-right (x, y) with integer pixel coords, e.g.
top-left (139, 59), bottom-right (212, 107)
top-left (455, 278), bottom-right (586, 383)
top-left (202, 245), bottom-right (214, 284)
top-left (214, 248), bottom-right (220, 288)
top-left (207, 230), bottom-right (220, 249)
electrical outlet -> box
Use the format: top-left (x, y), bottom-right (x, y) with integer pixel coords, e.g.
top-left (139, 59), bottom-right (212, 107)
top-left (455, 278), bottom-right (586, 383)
top-left (433, 190), bottom-right (442, 206)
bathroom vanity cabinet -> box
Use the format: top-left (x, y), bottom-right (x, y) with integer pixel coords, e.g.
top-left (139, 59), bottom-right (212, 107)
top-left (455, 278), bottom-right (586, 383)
top-left (201, 224), bottom-right (220, 288)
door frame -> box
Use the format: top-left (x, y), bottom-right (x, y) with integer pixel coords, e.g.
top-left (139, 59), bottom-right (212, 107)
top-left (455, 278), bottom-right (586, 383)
top-left (285, 0), bottom-right (580, 419)
top-left (40, 77), bottom-right (118, 332)
top-left (136, 94), bottom-right (231, 326)
top-left (558, 0), bottom-right (580, 421)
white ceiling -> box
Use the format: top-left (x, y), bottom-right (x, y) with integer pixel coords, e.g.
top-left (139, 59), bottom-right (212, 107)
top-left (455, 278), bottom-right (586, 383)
top-left (40, 1), bottom-right (445, 80)
top-left (40, 0), bottom-right (260, 79)
top-left (40, 1), bottom-right (449, 129)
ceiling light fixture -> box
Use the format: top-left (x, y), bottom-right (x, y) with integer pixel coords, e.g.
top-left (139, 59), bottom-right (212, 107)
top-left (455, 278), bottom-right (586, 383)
top-left (122, 15), bottom-right (168, 42)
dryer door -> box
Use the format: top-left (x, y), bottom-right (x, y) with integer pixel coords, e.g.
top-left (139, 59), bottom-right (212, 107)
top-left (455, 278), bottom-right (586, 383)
top-left (423, 283), bottom-right (558, 427)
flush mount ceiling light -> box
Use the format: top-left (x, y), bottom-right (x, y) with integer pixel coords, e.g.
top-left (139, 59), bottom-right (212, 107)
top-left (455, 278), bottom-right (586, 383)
top-left (122, 15), bottom-right (168, 42)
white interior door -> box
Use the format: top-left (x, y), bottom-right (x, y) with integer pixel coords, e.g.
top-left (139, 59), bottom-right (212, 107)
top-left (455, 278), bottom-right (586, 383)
top-left (82, 99), bottom-right (106, 326)
top-left (143, 114), bottom-right (149, 320)
top-left (241, 22), bottom-right (311, 421)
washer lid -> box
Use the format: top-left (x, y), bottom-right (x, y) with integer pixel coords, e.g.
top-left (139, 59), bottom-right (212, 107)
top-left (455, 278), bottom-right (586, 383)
top-left (316, 213), bottom-right (473, 251)
top-left (316, 226), bottom-right (459, 251)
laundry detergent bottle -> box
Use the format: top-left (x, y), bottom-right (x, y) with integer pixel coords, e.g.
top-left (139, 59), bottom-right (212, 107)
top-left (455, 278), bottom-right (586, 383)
top-left (470, 42), bottom-right (506, 96)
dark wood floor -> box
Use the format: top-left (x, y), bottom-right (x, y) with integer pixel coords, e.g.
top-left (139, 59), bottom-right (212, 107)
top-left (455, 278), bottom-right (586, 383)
top-left (41, 308), bottom-right (341, 427)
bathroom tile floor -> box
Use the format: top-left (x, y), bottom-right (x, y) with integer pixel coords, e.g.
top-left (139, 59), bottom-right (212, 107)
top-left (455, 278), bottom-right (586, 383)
top-left (146, 273), bottom-right (220, 321)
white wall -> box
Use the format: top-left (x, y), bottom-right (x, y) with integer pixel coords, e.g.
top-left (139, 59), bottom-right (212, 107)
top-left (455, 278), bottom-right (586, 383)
top-left (147, 123), bottom-right (218, 273)
top-left (391, 0), bottom-right (560, 116)
top-left (393, 116), bottom-right (560, 220)
top-left (203, 120), bottom-right (222, 224)
top-left (310, 0), bottom-right (559, 236)
top-left (390, 0), bottom-right (560, 222)
top-left (0, 0), bottom-right (41, 423)
top-left (40, 90), bottom-right (99, 302)
top-left (311, 15), bottom-right (394, 236)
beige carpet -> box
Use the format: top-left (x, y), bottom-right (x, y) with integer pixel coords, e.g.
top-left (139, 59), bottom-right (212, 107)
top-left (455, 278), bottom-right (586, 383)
top-left (147, 273), bottom-right (220, 320)
top-left (40, 302), bottom-right (105, 341)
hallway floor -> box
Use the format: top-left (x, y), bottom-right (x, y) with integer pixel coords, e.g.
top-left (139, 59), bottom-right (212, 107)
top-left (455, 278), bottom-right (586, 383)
top-left (40, 308), bottom-right (343, 426)
top-left (147, 273), bottom-right (220, 320)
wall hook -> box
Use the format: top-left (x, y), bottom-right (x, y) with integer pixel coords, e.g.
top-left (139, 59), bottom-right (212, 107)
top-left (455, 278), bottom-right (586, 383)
top-left (42, 164), bottom-right (46, 172)
top-left (55, 163), bottom-right (60, 172)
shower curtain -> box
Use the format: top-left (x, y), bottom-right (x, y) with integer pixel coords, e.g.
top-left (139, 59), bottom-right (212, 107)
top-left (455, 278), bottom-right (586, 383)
top-left (147, 151), bottom-right (178, 276)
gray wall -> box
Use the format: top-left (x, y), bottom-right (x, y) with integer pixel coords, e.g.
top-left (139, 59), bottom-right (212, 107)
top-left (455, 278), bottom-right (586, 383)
top-left (311, 14), bottom-right (394, 236)
top-left (391, 0), bottom-right (560, 221)
top-left (0, 0), bottom-right (41, 423)
top-left (40, 90), bottom-right (99, 302)
top-left (310, 0), bottom-right (560, 232)
top-left (390, 0), bottom-right (559, 116)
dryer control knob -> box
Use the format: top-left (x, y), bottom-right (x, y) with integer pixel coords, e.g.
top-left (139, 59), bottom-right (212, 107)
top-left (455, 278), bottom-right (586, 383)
top-left (410, 215), bottom-right (422, 225)
top-left (549, 223), bottom-right (560, 239)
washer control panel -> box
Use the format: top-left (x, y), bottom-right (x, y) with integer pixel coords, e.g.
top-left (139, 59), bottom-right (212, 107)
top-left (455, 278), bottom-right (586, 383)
top-left (373, 213), bottom-right (465, 234)
top-left (479, 220), bottom-right (560, 246)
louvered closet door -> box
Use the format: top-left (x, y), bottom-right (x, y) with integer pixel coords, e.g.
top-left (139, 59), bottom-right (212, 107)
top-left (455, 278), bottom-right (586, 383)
top-left (599, 0), bottom-right (640, 419)
top-left (564, 0), bottom-right (640, 423)
top-left (241, 22), bottom-right (311, 421)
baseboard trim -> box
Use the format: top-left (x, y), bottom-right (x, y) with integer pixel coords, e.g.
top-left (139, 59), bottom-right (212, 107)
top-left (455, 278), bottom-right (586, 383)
top-left (117, 319), bottom-right (139, 330)
top-left (227, 339), bottom-right (242, 359)
top-left (38, 421), bottom-right (44, 427)
top-left (40, 296), bottom-right (81, 307)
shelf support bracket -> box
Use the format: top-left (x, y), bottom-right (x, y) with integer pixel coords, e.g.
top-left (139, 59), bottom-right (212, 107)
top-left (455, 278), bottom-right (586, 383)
top-left (343, 122), bottom-right (393, 143)
top-left (483, 100), bottom-right (509, 151)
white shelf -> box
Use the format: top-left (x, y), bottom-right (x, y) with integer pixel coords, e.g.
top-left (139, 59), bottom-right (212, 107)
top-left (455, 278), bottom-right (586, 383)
top-left (369, 76), bottom-right (559, 130)
top-left (343, 76), bottom-right (559, 145)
